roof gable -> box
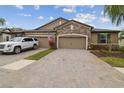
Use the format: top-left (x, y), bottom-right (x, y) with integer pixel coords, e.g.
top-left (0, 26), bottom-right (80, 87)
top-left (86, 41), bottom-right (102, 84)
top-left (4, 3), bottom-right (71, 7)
top-left (35, 17), bottom-right (68, 30)
top-left (55, 20), bottom-right (93, 30)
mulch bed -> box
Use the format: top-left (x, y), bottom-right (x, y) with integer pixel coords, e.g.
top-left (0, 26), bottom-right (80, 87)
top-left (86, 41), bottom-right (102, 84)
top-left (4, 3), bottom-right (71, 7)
top-left (90, 50), bottom-right (124, 58)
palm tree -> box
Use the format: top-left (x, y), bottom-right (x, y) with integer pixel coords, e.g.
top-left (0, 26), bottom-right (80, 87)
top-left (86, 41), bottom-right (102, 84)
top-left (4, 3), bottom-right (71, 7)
top-left (104, 6), bottom-right (124, 52)
top-left (119, 30), bottom-right (124, 38)
top-left (104, 5), bottom-right (124, 26)
top-left (0, 18), bottom-right (6, 26)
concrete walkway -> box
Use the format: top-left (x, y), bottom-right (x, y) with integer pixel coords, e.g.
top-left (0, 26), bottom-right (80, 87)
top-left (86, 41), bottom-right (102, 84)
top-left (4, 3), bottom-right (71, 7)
top-left (0, 49), bottom-right (124, 88)
top-left (0, 48), bottom-right (46, 66)
top-left (1, 59), bottom-right (35, 70)
top-left (114, 67), bottom-right (124, 74)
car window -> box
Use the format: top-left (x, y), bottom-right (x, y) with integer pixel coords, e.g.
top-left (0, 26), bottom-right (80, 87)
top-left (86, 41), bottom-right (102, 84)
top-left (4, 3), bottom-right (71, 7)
top-left (34, 38), bottom-right (38, 41)
top-left (23, 38), bottom-right (29, 42)
top-left (28, 38), bottom-right (33, 41)
top-left (23, 38), bottom-right (33, 42)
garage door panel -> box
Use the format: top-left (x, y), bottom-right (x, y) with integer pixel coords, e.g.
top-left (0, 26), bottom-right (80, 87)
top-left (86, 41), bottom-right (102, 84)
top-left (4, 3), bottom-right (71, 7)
top-left (37, 37), bottom-right (49, 48)
top-left (59, 37), bottom-right (86, 49)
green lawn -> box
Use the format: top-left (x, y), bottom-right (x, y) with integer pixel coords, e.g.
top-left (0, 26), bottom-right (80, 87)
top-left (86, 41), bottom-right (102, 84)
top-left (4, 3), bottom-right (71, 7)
top-left (25, 48), bottom-right (55, 60)
top-left (101, 57), bottom-right (124, 67)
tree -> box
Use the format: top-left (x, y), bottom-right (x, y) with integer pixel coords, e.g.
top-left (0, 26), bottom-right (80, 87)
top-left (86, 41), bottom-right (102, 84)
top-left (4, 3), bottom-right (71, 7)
top-left (119, 30), bottom-right (124, 38)
top-left (104, 6), bottom-right (124, 52)
top-left (104, 5), bottom-right (124, 26)
top-left (0, 18), bottom-right (6, 26)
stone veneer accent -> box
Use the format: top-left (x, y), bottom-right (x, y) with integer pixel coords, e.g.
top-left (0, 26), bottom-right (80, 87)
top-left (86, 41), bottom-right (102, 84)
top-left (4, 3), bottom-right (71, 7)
top-left (56, 21), bottom-right (92, 46)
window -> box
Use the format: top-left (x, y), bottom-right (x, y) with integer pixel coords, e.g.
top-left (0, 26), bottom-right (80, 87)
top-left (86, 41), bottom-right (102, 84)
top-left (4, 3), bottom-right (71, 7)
top-left (98, 33), bottom-right (111, 43)
top-left (70, 25), bottom-right (74, 30)
top-left (59, 21), bottom-right (62, 25)
top-left (6, 36), bottom-right (9, 41)
top-left (34, 38), bottom-right (38, 41)
top-left (22, 38), bottom-right (33, 42)
top-left (28, 38), bottom-right (33, 41)
top-left (23, 38), bottom-right (29, 42)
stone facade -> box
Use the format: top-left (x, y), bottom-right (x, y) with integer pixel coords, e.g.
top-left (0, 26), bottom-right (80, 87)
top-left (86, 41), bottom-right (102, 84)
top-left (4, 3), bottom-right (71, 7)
top-left (56, 21), bottom-right (92, 46)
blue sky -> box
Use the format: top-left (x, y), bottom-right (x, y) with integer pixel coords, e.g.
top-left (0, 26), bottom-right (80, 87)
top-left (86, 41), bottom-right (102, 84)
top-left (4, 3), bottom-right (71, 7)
top-left (0, 5), bottom-right (123, 30)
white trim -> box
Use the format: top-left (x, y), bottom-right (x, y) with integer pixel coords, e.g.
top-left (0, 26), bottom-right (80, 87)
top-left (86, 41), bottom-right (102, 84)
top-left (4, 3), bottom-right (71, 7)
top-left (57, 34), bottom-right (88, 50)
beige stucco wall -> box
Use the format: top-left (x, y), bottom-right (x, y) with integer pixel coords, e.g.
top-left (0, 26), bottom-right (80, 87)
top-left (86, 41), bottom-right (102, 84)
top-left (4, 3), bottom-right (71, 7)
top-left (0, 35), bottom-right (2, 42)
top-left (91, 32), bottom-right (119, 45)
top-left (91, 33), bottom-right (97, 44)
top-left (0, 33), bottom-right (11, 42)
top-left (119, 39), bottom-right (124, 46)
top-left (110, 33), bottom-right (118, 44)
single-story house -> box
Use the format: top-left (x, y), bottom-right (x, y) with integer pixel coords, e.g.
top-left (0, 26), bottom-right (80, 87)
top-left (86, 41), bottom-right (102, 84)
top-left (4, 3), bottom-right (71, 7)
top-left (0, 28), bottom-right (25, 42)
top-left (25, 17), bottom-right (120, 50)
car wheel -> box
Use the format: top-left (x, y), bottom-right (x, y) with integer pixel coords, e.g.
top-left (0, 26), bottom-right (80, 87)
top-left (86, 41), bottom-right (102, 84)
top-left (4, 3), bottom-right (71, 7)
top-left (33, 44), bottom-right (38, 49)
top-left (14, 47), bottom-right (21, 54)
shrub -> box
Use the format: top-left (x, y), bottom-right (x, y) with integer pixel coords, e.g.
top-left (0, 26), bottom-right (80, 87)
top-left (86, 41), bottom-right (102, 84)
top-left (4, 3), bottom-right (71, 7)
top-left (48, 35), bottom-right (56, 49)
top-left (90, 44), bottom-right (119, 51)
top-left (119, 46), bottom-right (124, 53)
top-left (90, 44), bottom-right (109, 50)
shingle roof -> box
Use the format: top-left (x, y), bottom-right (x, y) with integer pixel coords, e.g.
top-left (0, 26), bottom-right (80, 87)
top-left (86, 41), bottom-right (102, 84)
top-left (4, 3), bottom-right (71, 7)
top-left (92, 28), bottom-right (121, 32)
top-left (25, 30), bottom-right (56, 33)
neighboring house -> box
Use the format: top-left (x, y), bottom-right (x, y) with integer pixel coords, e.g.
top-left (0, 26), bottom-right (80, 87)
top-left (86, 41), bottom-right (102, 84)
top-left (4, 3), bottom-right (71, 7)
top-left (119, 36), bottom-right (124, 46)
top-left (0, 28), bottom-right (25, 42)
top-left (25, 17), bottom-right (120, 50)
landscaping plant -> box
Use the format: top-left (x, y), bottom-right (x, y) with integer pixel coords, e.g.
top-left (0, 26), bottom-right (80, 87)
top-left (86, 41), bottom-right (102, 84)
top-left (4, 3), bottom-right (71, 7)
top-left (48, 34), bottom-right (56, 49)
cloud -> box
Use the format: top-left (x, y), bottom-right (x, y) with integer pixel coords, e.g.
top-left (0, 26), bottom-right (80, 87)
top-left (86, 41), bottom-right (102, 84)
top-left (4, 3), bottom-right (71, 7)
top-left (49, 16), bottom-right (54, 20)
top-left (63, 6), bottom-right (76, 13)
top-left (63, 7), bottom-right (76, 13)
top-left (34, 5), bottom-right (40, 10)
top-left (15, 5), bottom-right (24, 10)
top-left (74, 13), bottom-right (97, 23)
top-left (55, 5), bottom-right (77, 13)
top-left (79, 5), bottom-right (95, 9)
top-left (99, 16), bottom-right (110, 23)
top-left (89, 5), bottom-right (95, 8)
top-left (17, 13), bottom-right (32, 17)
top-left (101, 11), bottom-right (104, 15)
top-left (37, 16), bottom-right (44, 20)
top-left (5, 21), bottom-right (9, 25)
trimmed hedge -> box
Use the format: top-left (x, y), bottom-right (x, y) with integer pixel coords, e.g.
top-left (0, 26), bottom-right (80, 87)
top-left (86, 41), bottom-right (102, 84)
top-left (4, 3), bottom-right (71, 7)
top-left (90, 44), bottom-right (119, 51)
top-left (119, 46), bottom-right (124, 53)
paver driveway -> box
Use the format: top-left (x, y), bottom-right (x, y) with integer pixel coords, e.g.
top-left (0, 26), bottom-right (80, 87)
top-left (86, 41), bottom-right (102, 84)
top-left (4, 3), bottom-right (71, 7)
top-left (0, 49), bottom-right (124, 88)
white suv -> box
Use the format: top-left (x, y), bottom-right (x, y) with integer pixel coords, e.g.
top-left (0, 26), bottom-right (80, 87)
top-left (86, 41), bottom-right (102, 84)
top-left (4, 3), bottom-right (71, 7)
top-left (0, 37), bottom-right (39, 54)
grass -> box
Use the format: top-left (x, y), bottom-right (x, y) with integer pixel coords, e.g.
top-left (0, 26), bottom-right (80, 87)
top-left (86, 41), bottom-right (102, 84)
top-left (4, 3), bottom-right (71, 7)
top-left (101, 57), bottom-right (124, 67)
top-left (25, 48), bottom-right (55, 60)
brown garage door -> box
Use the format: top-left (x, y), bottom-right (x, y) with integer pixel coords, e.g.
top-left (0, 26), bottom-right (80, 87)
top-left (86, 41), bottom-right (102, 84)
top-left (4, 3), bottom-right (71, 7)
top-left (59, 37), bottom-right (86, 49)
top-left (37, 37), bottom-right (49, 48)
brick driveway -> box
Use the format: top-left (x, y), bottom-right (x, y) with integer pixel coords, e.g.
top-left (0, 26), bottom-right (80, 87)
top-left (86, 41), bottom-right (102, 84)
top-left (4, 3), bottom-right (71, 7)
top-left (0, 49), bottom-right (124, 87)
